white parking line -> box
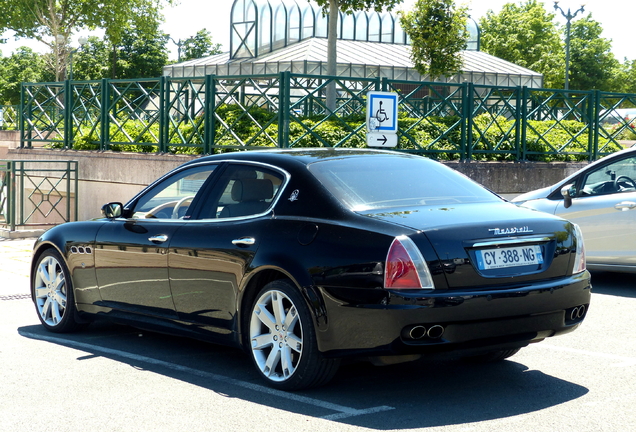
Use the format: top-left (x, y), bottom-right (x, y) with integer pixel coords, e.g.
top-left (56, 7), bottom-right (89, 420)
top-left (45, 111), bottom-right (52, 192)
top-left (19, 331), bottom-right (395, 420)
top-left (531, 343), bottom-right (636, 367)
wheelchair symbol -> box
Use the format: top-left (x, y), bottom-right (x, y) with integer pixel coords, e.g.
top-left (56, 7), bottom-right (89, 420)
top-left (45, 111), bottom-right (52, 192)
top-left (375, 101), bottom-right (390, 123)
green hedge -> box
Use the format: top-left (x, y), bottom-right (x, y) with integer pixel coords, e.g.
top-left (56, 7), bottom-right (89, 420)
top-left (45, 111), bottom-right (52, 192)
top-left (49, 105), bottom-right (622, 161)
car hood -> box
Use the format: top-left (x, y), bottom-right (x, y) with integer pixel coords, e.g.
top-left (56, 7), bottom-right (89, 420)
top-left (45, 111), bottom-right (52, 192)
top-left (512, 185), bottom-right (556, 203)
top-left (359, 202), bottom-right (576, 288)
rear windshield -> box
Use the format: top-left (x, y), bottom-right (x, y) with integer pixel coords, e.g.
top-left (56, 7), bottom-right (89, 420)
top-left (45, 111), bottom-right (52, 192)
top-left (307, 155), bottom-right (500, 211)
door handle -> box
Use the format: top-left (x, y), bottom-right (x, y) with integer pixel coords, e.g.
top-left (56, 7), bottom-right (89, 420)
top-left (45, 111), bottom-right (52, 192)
top-left (232, 237), bottom-right (256, 246)
top-left (148, 234), bottom-right (169, 243)
top-left (614, 201), bottom-right (636, 211)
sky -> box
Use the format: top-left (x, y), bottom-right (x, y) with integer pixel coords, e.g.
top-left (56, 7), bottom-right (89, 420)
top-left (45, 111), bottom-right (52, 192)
top-left (1, 0), bottom-right (634, 62)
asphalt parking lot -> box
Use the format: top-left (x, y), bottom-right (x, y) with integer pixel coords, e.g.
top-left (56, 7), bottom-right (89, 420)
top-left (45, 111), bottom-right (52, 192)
top-left (1, 237), bottom-right (635, 432)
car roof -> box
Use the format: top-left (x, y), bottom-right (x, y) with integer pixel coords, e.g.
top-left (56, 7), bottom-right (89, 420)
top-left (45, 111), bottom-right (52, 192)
top-left (182, 148), bottom-right (417, 169)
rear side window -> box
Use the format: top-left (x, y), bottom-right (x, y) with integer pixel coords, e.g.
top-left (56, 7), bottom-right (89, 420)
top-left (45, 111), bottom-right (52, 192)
top-left (308, 155), bottom-right (499, 211)
top-left (197, 164), bottom-right (285, 219)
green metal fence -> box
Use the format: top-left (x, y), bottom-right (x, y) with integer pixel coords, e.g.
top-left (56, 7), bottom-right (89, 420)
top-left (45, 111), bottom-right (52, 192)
top-left (0, 106), bottom-right (18, 130)
top-left (18, 73), bottom-right (636, 161)
top-left (0, 160), bottom-right (78, 230)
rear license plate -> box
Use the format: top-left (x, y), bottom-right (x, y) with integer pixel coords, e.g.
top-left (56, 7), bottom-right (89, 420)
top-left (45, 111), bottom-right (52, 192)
top-left (476, 245), bottom-right (544, 270)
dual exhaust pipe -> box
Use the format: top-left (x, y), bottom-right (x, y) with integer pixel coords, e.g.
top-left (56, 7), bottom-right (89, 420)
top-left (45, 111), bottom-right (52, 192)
top-left (570, 304), bottom-right (587, 321)
top-left (408, 324), bottom-right (445, 340)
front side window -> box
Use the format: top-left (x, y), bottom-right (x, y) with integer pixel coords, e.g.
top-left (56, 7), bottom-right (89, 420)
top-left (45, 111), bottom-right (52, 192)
top-left (580, 156), bottom-right (636, 197)
top-left (132, 164), bottom-right (217, 219)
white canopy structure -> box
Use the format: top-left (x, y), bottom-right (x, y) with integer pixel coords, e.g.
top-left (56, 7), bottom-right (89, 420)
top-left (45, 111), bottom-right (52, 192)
top-left (163, 0), bottom-right (543, 88)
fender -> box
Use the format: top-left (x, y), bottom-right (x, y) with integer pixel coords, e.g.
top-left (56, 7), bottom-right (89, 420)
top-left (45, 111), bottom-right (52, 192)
top-left (32, 220), bottom-right (107, 307)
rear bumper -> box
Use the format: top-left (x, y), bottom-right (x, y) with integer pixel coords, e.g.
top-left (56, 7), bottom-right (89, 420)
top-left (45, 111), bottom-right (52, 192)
top-left (315, 271), bottom-right (591, 357)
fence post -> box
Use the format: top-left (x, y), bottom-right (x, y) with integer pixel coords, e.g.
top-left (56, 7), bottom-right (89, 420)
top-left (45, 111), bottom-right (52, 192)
top-left (64, 80), bottom-right (73, 149)
top-left (514, 87), bottom-right (521, 160)
top-left (521, 86), bottom-right (529, 160)
top-left (592, 90), bottom-right (601, 160)
top-left (463, 82), bottom-right (474, 161)
top-left (19, 84), bottom-right (28, 148)
top-left (278, 71), bottom-right (291, 148)
top-left (204, 75), bottom-right (216, 154)
top-left (6, 161), bottom-right (14, 231)
top-left (18, 161), bottom-right (24, 226)
top-left (100, 78), bottom-right (109, 151)
top-left (158, 76), bottom-right (169, 153)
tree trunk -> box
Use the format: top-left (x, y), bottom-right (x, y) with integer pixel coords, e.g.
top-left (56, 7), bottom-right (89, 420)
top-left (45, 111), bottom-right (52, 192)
top-left (326, 0), bottom-right (339, 113)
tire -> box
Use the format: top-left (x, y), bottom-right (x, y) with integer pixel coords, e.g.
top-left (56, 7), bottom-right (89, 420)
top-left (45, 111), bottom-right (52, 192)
top-left (32, 248), bottom-right (85, 333)
top-left (247, 279), bottom-right (340, 390)
top-left (463, 348), bottom-right (521, 363)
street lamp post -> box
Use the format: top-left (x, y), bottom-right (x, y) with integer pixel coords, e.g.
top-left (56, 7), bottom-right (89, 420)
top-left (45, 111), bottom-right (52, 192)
top-left (69, 36), bottom-right (89, 81)
top-left (554, 1), bottom-right (585, 90)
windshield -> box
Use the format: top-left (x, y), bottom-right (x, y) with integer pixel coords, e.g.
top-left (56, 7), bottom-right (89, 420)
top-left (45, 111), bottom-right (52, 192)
top-left (308, 154), bottom-right (500, 211)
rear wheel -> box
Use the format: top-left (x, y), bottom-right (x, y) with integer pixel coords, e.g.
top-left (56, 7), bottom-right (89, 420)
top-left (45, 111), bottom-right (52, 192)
top-left (32, 249), bottom-right (84, 333)
top-left (463, 348), bottom-right (521, 363)
top-left (248, 279), bottom-right (340, 390)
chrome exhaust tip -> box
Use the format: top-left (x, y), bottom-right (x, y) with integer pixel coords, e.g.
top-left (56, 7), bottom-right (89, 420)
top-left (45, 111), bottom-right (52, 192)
top-left (409, 325), bottom-right (427, 340)
top-left (427, 325), bottom-right (445, 339)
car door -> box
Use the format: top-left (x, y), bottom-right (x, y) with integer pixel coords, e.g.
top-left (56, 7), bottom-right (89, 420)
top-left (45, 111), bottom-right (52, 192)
top-left (556, 154), bottom-right (636, 265)
top-left (167, 163), bottom-right (286, 340)
top-left (94, 163), bottom-right (219, 318)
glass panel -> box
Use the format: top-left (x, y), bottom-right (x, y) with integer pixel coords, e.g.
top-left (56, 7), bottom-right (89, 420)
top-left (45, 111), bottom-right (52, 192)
top-left (308, 155), bottom-right (499, 211)
top-left (273, 4), bottom-right (287, 49)
top-left (133, 165), bottom-right (218, 219)
top-left (582, 157), bottom-right (636, 196)
top-left (258, 2), bottom-right (273, 54)
top-left (368, 13), bottom-right (381, 42)
top-left (315, 8), bottom-right (328, 38)
top-left (381, 13), bottom-right (394, 43)
top-left (301, 5), bottom-right (315, 39)
top-left (342, 13), bottom-right (355, 40)
top-left (354, 12), bottom-right (368, 41)
top-left (200, 164), bottom-right (285, 219)
top-left (288, 2), bottom-right (301, 43)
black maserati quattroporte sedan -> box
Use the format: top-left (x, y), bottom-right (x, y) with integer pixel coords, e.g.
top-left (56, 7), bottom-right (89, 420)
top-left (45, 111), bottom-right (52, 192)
top-left (31, 149), bottom-right (591, 390)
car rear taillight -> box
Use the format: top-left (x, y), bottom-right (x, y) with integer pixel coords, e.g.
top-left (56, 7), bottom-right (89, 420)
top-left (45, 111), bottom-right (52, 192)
top-left (384, 235), bottom-right (435, 289)
top-left (572, 224), bottom-right (586, 274)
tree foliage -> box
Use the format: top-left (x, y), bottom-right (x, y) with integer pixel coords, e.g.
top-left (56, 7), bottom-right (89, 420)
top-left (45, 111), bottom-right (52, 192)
top-left (115, 25), bottom-right (169, 78)
top-left (313, 0), bottom-right (403, 111)
top-left (180, 29), bottom-right (222, 62)
top-left (71, 24), bottom-right (168, 80)
top-left (400, 0), bottom-right (468, 79)
top-left (567, 14), bottom-right (620, 91)
top-left (479, 0), bottom-right (564, 88)
top-left (0, 47), bottom-right (51, 104)
top-left (0, 0), bottom-right (171, 80)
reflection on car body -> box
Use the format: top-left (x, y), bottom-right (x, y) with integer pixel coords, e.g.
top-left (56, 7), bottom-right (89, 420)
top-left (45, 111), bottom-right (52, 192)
top-left (31, 149), bottom-right (590, 390)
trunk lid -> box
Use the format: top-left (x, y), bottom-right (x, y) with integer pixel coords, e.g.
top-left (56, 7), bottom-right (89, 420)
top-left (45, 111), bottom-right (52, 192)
top-left (360, 202), bottom-right (576, 289)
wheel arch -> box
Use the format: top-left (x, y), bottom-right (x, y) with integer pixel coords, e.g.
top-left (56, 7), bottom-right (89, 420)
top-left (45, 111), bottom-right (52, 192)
top-left (30, 240), bottom-right (68, 287)
top-left (236, 265), bottom-right (324, 350)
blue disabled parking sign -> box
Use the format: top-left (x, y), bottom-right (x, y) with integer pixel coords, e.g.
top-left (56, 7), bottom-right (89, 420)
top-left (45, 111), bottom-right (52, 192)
top-left (366, 91), bottom-right (398, 133)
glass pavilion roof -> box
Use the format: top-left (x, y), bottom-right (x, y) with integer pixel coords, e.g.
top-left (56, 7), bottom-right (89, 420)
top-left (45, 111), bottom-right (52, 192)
top-left (163, 0), bottom-right (542, 88)
top-left (230, 0), bottom-right (480, 60)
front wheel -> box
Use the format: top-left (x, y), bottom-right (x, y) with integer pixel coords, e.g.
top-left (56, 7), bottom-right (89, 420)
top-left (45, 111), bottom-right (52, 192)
top-left (248, 280), bottom-right (340, 390)
top-left (32, 249), bottom-right (85, 333)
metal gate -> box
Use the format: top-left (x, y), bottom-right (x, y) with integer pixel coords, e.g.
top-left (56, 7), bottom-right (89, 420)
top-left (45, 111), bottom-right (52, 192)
top-left (0, 160), bottom-right (78, 231)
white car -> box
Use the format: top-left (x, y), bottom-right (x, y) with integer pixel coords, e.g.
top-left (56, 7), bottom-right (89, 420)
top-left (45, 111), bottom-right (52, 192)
top-left (513, 147), bottom-right (636, 273)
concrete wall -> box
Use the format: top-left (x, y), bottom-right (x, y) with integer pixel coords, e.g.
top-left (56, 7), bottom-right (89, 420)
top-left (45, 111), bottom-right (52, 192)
top-left (0, 130), bottom-right (20, 160)
top-left (4, 147), bottom-right (588, 222)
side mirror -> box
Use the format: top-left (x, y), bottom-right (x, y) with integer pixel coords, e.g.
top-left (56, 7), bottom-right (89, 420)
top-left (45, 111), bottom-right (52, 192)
top-left (101, 202), bottom-right (123, 219)
top-left (561, 184), bottom-right (576, 209)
